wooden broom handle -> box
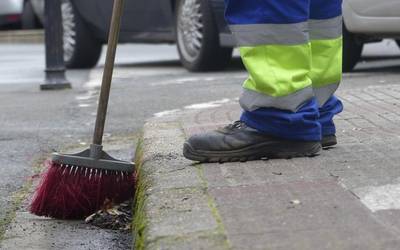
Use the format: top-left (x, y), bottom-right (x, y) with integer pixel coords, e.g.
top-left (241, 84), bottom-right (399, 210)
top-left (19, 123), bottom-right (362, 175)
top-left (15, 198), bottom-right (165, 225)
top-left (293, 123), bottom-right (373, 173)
top-left (93, 0), bottom-right (124, 145)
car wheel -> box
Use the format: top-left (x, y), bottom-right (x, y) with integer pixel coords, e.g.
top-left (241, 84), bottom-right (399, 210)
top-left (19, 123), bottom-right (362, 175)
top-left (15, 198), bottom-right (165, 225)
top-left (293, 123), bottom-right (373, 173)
top-left (22, 0), bottom-right (40, 29)
top-left (61, 0), bottom-right (102, 69)
top-left (176, 0), bottom-right (232, 72)
top-left (342, 24), bottom-right (363, 72)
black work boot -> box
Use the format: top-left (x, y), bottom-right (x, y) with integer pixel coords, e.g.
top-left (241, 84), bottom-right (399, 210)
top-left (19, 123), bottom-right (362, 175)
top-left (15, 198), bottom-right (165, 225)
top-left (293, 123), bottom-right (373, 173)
top-left (183, 121), bottom-right (321, 163)
top-left (322, 135), bottom-right (337, 148)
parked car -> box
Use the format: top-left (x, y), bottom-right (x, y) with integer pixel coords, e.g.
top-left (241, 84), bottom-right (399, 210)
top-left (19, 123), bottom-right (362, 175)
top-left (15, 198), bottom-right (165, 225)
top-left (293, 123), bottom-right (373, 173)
top-left (0, 0), bottom-right (42, 29)
top-left (343, 0), bottom-right (400, 71)
top-left (27, 0), bottom-right (400, 72)
top-left (0, 0), bottom-right (24, 28)
top-left (25, 0), bottom-right (233, 70)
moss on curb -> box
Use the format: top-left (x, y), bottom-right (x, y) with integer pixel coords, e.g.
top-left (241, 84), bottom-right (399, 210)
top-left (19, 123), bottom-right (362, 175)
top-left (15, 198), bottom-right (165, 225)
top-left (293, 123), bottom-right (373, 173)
top-left (132, 137), bottom-right (149, 250)
top-left (0, 183), bottom-right (32, 242)
top-left (196, 166), bottom-right (232, 249)
top-left (0, 155), bottom-right (45, 242)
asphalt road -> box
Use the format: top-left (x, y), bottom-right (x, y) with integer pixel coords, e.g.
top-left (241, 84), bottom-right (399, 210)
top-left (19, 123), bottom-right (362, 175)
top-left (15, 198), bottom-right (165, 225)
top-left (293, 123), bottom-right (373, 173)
top-left (0, 40), bottom-right (399, 248)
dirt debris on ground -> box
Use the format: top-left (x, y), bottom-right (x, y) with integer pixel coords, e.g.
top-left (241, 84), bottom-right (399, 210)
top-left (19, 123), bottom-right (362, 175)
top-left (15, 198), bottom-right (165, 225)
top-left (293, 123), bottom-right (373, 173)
top-left (85, 199), bottom-right (133, 232)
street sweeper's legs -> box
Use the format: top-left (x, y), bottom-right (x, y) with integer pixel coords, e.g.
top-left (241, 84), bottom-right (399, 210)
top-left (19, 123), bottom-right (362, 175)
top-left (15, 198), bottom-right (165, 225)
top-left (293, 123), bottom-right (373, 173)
top-left (183, 0), bottom-right (344, 163)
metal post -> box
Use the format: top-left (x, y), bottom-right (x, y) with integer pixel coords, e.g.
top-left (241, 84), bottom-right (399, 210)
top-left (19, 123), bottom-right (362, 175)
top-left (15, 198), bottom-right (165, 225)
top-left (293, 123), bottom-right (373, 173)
top-left (40, 0), bottom-right (71, 90)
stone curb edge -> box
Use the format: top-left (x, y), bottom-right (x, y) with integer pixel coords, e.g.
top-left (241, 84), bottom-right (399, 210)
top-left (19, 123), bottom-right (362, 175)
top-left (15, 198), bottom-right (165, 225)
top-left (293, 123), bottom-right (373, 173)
top-left (0, 30), bottom-right (44, 44)
top-left (132, 115), bottom-right (230, 250)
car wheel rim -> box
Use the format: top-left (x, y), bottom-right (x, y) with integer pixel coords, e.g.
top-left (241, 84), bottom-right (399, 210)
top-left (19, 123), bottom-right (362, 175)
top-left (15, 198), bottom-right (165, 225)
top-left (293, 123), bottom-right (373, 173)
top-left (61, 0), bottom-right (76, 63)
top-left (177, 0), bottom-right (204, 62)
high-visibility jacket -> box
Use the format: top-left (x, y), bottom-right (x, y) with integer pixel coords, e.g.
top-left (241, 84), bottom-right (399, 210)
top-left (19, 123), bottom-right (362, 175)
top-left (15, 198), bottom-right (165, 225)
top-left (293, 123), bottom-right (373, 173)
top-left (225, 0), bottom-right (343, 141)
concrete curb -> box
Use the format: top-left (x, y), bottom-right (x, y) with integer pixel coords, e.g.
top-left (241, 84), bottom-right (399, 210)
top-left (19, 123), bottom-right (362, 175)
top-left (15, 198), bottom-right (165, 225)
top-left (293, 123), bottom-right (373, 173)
top-left (0, 30), bottom-right (44, 44)
top-left (133, 116), bottom-right (230, 250)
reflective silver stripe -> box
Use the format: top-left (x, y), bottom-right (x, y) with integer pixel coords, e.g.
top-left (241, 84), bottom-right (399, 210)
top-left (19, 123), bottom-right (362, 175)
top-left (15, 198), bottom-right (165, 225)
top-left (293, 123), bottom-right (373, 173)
top-left (314, 83), bottom-right (340, 106)
top-left (240, 86), bottom-right (314, 112)
top-left (229, 22), bottom-right (309, 46)
top-left (309, 16), bottom-right (342, 40)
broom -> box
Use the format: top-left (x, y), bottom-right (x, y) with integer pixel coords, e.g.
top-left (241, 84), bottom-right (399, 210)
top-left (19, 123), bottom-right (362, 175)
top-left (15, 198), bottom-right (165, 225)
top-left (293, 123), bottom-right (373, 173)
top-left (30, 0), bottom-right (135, 219)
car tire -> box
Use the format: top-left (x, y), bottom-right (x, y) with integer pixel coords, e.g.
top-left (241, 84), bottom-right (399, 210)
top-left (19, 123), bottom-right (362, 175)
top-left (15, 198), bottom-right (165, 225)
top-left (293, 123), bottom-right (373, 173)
top-left (61, 0), bottom-right (102, 69)
top-left (342, 24), bottom-right (363, 72)
top-left (175, 0), bottom-right (232, 72)
top-left (22, 1), bottom-right (40, 29)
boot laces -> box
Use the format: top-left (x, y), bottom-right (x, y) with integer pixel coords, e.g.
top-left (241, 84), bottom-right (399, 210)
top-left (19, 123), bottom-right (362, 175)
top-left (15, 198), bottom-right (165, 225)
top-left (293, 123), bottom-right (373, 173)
top-left (226, 121), bottom-right (247, 130)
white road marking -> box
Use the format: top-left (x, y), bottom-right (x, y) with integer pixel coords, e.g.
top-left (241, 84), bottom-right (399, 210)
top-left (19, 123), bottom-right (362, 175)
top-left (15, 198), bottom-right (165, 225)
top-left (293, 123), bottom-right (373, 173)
top-left (154, 109), bottom-right (181, 118)
top-left (153, 98), bottom-right (237, 117)
top-left (184, 98), bottom-right (231, 110)
top-left (83, 70), bottom-right (103, 88)
top-left (75, 90), bottom-right (97, 101)
top-left (150, 77), bottom-right (199, 86)
top-left (75, 95), bottom-right (92, 100)
top-left (78, 104), bottom-right (92, 108)
top-left (358, 183), bottom-right (400, 212)
top-left (150, 73), bottom-right (247, 86)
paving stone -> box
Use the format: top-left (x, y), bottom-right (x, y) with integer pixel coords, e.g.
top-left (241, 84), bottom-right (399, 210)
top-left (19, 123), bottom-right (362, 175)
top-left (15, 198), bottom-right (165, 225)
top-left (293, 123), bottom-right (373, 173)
top-left (229, 231), bottom-right (400, 250)
top-left (145, 188), bottom-right (219, 238)
top-left (147, 234), bottom-right (228, 250)
top-left (202, 160), bottom-right (330, 188)
top-left (148, 166), bottom-right (203, 191)
top-left (209, 180), bottom-right (400, 249)
top-left (373, 210), bottom-right (400, 235)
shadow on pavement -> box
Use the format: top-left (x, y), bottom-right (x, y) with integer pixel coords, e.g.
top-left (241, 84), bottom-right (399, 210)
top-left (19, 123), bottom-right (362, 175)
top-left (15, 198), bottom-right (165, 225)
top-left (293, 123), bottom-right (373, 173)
top-left (362, 55), bottom-right (400, 61)
top-left (116, 59), bottom-right (181, 68)
top-left (349, 55), bottom-right (400, 74)
top-left (112, 54), bottom-right (400, 74)
top-left (114, 57), bottom-right (246, 72)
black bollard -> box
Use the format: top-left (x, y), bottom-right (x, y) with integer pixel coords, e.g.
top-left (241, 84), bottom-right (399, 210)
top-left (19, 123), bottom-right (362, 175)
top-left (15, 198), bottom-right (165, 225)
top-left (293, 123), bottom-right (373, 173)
top-left (40, 0), bottom-right (71, 90)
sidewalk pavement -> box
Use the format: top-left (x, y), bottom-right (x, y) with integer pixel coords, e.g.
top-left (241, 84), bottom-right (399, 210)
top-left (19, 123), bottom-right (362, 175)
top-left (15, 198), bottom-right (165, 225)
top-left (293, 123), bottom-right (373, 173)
top-left (133, 84), bottom-right (400, 249)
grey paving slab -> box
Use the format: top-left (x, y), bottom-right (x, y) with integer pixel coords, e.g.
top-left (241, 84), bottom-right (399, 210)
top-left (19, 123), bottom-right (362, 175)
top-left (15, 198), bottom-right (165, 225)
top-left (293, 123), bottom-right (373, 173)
top-left (146, 233), bottom-right (228, 250)
top-left (373, 210), bottom-right (400, 235)
top-left (228, 232), bottom-right (400, 250)
top-left (145, 188), bottom-right (219, 238)
top-left (202, 159), bottom-right (330, 188)
top-left (209, 181), bottom-right (400, 249)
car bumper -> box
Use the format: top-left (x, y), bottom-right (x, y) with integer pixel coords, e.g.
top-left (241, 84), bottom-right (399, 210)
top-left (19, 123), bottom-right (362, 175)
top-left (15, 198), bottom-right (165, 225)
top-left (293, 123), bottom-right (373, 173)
top-left (0, 14), bottom-right (21, 26)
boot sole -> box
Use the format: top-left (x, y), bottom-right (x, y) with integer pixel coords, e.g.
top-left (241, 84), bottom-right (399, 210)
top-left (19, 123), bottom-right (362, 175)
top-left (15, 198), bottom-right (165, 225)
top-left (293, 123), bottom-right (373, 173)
top-left (322, 135), bottom-right (337, 149)
top-left (183, 141), bottom-right (321, 163)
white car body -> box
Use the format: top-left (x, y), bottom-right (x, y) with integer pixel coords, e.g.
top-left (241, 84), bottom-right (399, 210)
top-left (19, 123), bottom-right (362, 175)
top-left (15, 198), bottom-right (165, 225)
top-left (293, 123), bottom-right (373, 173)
top-left (344, 0), bottom-right (400, 37)
top-left (0, 0), bottom-right (23, 26)
top-left (0, 0), bottom-right (22, 16)
top-left (0, 0), bottom-right (43, 28)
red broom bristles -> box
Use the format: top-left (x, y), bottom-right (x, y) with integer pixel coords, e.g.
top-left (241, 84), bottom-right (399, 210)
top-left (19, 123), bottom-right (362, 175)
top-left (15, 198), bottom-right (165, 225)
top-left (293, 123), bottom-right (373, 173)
top-left (30, 160), bottom-right (136, 219)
